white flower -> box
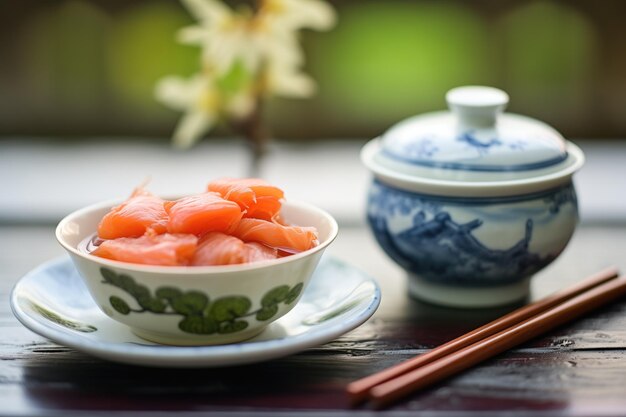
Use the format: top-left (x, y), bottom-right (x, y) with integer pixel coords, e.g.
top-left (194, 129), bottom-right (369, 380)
top-left (252, 0), bottom-right (337, 70)
top-left (155, 73), bottom-right (220, 149)
top-left (178, 0), bottom-right (336, 76)
top-left (178, 0), bottom-right (260, 74)
top-left (180, 0), bottom-right (229, 24)
top-left (156, 0), bottom-right (336, 148)
top-left (264, 61), bottom-right (316, 98)
top-left (259, 0), bottom-right (337, 32)
top-left (225, 89), bottom-right (256, 120)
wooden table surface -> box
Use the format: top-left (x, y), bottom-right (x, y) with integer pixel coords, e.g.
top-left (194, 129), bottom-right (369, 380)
top-left (2, 223), bottom-right (626, 416)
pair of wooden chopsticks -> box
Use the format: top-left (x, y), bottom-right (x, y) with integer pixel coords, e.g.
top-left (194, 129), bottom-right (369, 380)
top-left (347, 266), bottom-right (624, 409)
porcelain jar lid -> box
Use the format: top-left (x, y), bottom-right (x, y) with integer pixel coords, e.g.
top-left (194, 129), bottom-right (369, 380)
top-left (362, 86), bottom-right (585, 197)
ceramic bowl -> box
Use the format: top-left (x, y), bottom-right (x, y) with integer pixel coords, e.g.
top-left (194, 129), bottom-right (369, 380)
top-left (362, 86), bottom-right (585, 308)
top-left (56, 199), bottom-right (338, 345)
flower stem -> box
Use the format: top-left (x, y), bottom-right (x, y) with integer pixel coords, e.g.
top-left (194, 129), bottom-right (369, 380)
top-left (242, 97), bottom-right (268, 178)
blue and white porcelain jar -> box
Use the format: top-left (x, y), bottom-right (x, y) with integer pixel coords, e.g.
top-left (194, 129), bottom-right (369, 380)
top-left (361, 86), bottom-right (585, 308)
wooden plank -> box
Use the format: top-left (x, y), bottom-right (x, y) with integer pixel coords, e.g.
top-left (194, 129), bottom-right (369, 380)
top-left (1, 332), bottom-right (626, 414)
top-left (2, 225), bottom-right (626, 416)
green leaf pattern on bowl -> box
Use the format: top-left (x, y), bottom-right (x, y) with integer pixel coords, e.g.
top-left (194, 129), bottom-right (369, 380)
top-left (100, 268), bottom-right (303, 335)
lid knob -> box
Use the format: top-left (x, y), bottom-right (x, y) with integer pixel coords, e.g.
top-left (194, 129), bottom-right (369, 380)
top-left (446, 86), bottom-right (509, 127)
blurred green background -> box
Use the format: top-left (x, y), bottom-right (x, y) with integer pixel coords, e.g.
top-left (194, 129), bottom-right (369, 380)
top-left (1, 0), bottom-right (625, 141)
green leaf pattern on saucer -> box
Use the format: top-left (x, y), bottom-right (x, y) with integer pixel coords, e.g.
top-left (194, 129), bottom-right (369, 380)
top-left (30, 301), bottom-right (97, 333)
top-left (100, 268), bottom-right (303, 335)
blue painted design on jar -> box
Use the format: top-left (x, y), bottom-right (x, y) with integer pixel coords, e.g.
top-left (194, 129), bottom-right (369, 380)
top-left (543, 186), bottom-right (578, 214)
top-left (380, 149), bottom-right (569, 172)
top-left (367, 180), bottom-right (578, 287)
top-left (456, 131), bottom-right (502, 156)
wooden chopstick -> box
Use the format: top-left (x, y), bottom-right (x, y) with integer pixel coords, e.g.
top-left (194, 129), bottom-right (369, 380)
top-left (367, 272), bottom-right (626, 408)
top-left (369, 273), bottom-right (626, 407)
top-left (347, 266), bottom-right (618, 404)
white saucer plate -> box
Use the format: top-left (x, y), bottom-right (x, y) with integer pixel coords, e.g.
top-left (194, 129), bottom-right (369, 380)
top-left (11, 256), bottom-right (381, 367)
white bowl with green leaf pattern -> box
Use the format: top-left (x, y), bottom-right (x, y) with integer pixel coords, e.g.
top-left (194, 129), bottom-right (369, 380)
top-left (55, 199), bottom-right (338, 346)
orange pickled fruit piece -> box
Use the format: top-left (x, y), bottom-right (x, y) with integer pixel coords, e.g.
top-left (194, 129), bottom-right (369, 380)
top-left (243, 241), bottom-right (278, 263)
top-left (92, 233), bottom-right (198, 266)
top-left (244, 195), bottom-right (283, 221)
top-left (190, 232), bottom-right (278, 266)
top-left (207, 178), bottom-right (284, 220)
top-left (231, 218), bottom-right (318, 253)
top-left (191, 232), bottom-right (245, 266)
top-left (97, 188), bottom-right (168, 239)
top-left (164, 192), bottom-right (242, 236)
